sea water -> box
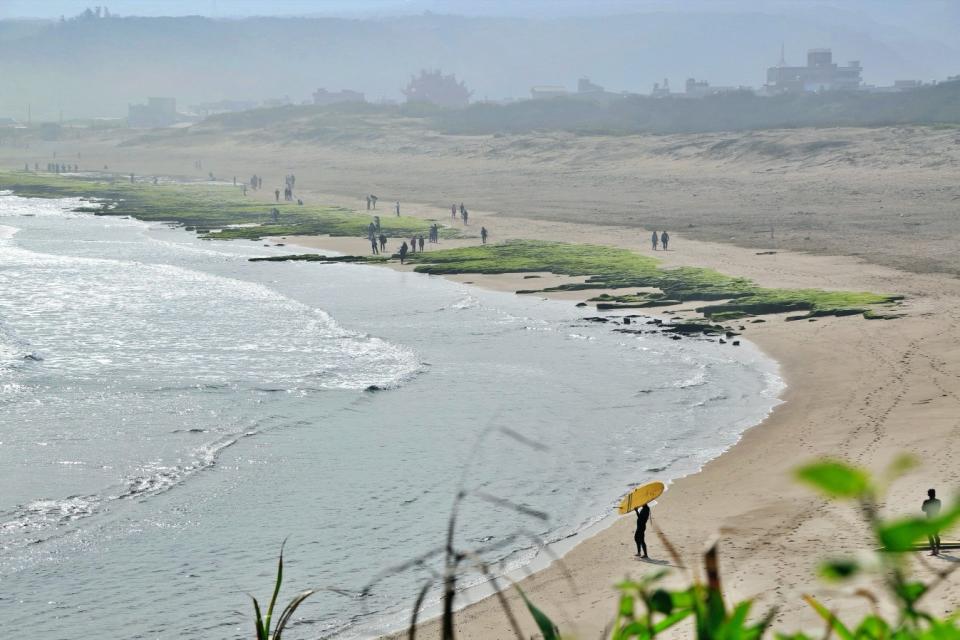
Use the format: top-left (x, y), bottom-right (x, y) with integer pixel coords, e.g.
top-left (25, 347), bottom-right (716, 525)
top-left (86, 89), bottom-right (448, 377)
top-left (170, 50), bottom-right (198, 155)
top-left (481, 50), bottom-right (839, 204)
top-left (0, 193), bottom-right (782, 639)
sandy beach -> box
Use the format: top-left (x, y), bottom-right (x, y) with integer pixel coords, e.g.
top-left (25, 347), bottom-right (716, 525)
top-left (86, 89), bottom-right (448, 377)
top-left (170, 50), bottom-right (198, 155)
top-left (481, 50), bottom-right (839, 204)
top-left (2, 125), bottom-right (959, 636)
top-left (284, 207), bottom-right (960, 638)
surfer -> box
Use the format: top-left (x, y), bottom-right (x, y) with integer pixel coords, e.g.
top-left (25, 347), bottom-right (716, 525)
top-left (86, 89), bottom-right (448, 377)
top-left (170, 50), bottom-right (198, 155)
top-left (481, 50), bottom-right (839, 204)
top-left (923, 488), bottom-right (942, 555)
top-left (634, 504), bottom-right (650, 558)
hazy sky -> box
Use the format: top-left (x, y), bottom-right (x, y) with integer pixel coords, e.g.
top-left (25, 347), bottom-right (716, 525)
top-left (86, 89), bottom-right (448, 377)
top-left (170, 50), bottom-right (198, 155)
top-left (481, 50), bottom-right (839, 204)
top-left (0, 0), bottom-right (952, 21)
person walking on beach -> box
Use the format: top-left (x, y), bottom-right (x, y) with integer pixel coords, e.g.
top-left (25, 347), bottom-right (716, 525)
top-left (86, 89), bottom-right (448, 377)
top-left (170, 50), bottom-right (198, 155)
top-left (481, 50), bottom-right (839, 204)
top-left (481, 226), bottom-right (488, 244)
top-left (371, 236), bottom-right (379, 255)
top-left (660, 231), bottom-right (670, 251)
top-left (274, 188), bottom-right (280, 202)
top-left (634, 504), bottom-right (650, 558)
top-left (923, 489), bottom-right (942, 555)
top-left (379, 233), bottom-right (387, 252)
top-left (410, 236), bottom-right (418, 253)
top-left (452, 204), bottom-right (457, 219)
top-left (418, 234), bottom-right (425, 252)
top-left (399, 241), bottom-right (409, 264)
top-left (462, 209), bottom-right (469, 225)
top-left (651, 231), bottom-right (659, 251)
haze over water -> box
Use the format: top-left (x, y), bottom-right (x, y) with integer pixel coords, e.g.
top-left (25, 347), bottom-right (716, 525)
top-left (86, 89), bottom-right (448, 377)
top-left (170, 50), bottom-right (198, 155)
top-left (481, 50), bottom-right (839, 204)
top-left (0, 193), bottom-right (781, 638)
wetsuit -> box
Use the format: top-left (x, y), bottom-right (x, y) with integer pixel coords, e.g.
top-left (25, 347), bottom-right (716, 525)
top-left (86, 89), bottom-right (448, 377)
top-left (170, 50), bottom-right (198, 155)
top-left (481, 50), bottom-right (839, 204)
top-left (635, 504), bottom-right (650, 557)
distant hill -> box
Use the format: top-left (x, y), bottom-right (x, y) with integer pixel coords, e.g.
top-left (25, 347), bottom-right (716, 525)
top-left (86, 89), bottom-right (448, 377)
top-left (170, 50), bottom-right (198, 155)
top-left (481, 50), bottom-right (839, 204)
top-left (1, 10), bottom-right (957, 121)
top-left (431, 81), bottom-right (960, 135)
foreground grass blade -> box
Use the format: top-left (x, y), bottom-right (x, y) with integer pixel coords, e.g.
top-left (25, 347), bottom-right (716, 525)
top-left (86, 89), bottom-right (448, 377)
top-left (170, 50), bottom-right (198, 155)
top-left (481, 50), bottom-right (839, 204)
top-left (516, 586), bottom-right (559, 640)
top-left (803, 595), bottom-right (854, 640)
top-left (265, 539), bottom-right (288, 635)
top-left (273, 589), bottom-right (317, 639)
top-left (251, 596), bottom-right (266, 640)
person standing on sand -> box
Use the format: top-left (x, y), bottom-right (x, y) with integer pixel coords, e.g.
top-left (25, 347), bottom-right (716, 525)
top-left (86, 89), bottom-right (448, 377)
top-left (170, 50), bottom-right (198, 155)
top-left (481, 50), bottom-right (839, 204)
top-left (366, 195), bottom-right (371, 210)
top-left (399, 241), bottom-right (408, 264)
top-left (371, 237), bottom-right (379, 255)
top-left (462, 209), bottom-right (469, 225)
top-left (418, 235), bottom-right (425, 252)
top-left (410, 236), bottom-right (418, 253)
top-left (660, 231), bottom-right (670, 251)
top-left (274, 188), bottom-right (280, 202)
top-left (634, 504), bottom-right (650, 558)
top-left (651, 231), bottom-right (659, 251)
top-left (481, 226), bottom-right (488, 244)
top-left (379, 233), bottom-right (387, 252)
top-left (923, 489), bottom-right (942, 555)
top-left (396, 201), bottom-right (401, 217)
top-left (452, 204), bottom-right (457, 219)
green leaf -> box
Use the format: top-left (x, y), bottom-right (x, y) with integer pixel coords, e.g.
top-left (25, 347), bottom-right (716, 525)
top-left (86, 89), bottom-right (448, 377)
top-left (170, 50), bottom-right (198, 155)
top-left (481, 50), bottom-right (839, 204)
top-left (795, 461), bottom-right (870, 498)
top-left (250, 596), bottom-right (266, 640)
top-left (620, 593), bottom-right (636, 618)
top-left (894, 581), bottom-right (927, 606)
top-left (516, 586), bottom-right (560, 640)
top-left (653, 608), bottom-right (694, 634)
top-left (880, 503), bottom-right (960, 552)
top-left (650, 589), bottom-right (673, 615)
top-left (854, 615), bottom-right (890, 640)
top-left (265, 539), bottom-right (288, 634)
top-left (818, 558), bottom-right (860, 582)
top-left (614, 620), bottom-right (654, 639)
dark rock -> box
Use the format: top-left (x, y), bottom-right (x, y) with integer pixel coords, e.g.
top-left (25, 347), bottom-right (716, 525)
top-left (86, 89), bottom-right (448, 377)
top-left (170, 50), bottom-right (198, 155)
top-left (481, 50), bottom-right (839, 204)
top-left (623, 317), bottom-right (631, 325)
top-left (575, 302), bottom-right (587, 307)
top-left (584, 316), bottom-right (609, 323)
top-left (732, 340), bottom-right (741, 346)
top-left (719, 338), bottom-right (726, 344)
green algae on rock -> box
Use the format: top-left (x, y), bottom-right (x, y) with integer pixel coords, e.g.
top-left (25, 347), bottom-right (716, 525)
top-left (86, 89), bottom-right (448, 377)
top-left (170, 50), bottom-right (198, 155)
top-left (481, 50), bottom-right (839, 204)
top-left (404, 240), bottom-right (902, 320)
top-left (0, 171), bottom-right (451, 241)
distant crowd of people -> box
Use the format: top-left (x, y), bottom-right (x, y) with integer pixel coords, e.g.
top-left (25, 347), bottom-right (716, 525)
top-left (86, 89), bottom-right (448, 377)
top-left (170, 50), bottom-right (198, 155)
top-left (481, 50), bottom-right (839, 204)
top-left (42, 163), bottom-right (77, 173)
top-left (360, 197), bottom-right (489, 260)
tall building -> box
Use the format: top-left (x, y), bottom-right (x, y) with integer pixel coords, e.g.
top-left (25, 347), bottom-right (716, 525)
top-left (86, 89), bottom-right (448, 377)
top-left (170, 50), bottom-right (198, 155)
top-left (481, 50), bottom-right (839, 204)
top-left (766, 49), bottom-right (862, 93)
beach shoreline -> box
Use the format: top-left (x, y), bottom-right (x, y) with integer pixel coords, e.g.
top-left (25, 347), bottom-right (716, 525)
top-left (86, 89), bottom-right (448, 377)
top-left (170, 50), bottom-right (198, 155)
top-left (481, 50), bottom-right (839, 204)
top-left (270, 212), bottom-right (959, 638)
top-left (3, 128), bottom-right (959, 636)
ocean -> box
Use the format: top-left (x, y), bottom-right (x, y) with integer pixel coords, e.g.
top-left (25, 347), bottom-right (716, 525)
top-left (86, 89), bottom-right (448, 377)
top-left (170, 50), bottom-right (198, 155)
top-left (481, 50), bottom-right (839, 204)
top-left (0, 192), bottom-right (782, 638)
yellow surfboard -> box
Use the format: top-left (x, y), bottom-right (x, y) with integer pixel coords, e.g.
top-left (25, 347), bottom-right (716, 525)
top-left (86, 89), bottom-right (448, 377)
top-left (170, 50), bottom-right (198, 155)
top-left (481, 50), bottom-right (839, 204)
top-left (618, 481), bottom-right (665, 515)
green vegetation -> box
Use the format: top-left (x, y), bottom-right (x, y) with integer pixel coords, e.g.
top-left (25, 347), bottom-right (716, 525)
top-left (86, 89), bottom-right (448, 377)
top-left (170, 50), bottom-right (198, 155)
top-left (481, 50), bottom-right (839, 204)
top-left (406, 240), bottom-right (902, 320)
top-left (508, 457), bottom-right (960, 640)
top-left (0, 171), bottom-right (451, 241)
top-left (255, 457), bottom-right (957, 639)
top-left (250, 541), bottom-right (316, 640)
